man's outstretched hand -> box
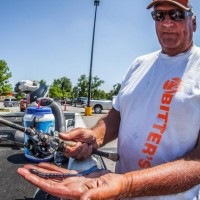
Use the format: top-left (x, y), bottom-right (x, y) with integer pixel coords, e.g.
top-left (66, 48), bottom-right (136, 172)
top-left (17, 162), bottom-right (127, 200)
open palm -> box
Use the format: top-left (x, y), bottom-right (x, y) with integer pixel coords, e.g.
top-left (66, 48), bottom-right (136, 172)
top-left (18, 162), bottom-right (126, 200)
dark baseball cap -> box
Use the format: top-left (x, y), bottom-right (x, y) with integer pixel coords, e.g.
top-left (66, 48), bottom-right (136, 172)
top-left (146, 0), bottom-right (192, 11)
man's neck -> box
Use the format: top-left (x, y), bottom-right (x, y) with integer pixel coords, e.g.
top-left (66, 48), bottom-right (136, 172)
top-left (162, 43), bottom-right (194, 56)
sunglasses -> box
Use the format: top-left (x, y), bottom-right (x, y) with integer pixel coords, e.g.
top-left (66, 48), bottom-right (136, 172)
top-left (151, 10), bottom-right (193, 22)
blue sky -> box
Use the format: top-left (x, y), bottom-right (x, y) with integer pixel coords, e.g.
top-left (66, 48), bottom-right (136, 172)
top-left (1, 0), bottom-right (200, 92)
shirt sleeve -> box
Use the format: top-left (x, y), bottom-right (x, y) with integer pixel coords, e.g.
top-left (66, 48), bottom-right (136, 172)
top-left (113, 58), bottom-right (141, 111)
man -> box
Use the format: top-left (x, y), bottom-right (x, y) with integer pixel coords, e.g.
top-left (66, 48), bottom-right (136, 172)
top-left (18, 0), bottom-right (200, 199)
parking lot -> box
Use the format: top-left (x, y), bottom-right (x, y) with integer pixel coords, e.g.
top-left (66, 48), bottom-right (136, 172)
top-left (0, 101), bottom-right (110, 128)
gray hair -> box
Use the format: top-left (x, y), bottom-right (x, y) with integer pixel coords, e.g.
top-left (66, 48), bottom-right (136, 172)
top-left (188, 1), bottom-right (196, 16)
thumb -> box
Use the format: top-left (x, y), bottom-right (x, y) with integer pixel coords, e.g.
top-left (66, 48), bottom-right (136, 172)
top-left (59, 128), bottom-right (81, 140)
top-left (59, 132), bottom-right (73, 140)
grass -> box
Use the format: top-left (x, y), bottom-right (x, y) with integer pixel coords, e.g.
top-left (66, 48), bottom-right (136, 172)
top-left (0, 108), bottom-right (10, 112)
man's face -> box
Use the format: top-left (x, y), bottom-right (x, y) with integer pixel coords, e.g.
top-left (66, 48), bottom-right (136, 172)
top-left (154, 4), bottom-right (196, 56)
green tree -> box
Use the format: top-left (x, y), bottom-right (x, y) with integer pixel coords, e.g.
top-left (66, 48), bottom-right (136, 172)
top-left (107, 83), bottom-right (121, 99)
top-left (73, 74), bottom-right (106, 99)
top-left (0, 60), bottom-right (12, 94)
top-left (15, 93), bottom-right (26, 100)
top-left (49, 85), bottom-right (62, 99)
top-left (72, 86), bottom-right (79, 98)
top-left (93, 89), bottom-right (107, 99)
top-left (49, 77), bottom-right (72, 99)
top-left (74, 74), bottom-right (88, 97)
top-left (91, 76), bottom-right (105, 99)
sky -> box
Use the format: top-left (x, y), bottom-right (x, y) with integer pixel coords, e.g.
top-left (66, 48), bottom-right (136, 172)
top-left (0, 0), bottom-right (200, 92)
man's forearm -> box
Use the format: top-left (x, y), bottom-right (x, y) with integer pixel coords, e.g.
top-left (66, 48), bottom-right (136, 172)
top-left (121, 159), bottom-right (200, 198)
top-left (92, 108), bottom-right (120, 147)
top-left (121, 137), bottom-right (200, 198)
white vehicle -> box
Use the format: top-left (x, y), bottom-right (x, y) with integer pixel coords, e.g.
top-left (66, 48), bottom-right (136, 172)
top-left (90, 99), bottom-right (113, 114)
top-left (3, 98), bottom-right (19, 107)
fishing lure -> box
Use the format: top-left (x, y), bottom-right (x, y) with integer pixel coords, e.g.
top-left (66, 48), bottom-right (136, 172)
top-left (29, 165), bottom-right (103, 179)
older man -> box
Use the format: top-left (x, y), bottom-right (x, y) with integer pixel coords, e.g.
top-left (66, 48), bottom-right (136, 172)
top-left (18, 0), bottom-right (200, 199)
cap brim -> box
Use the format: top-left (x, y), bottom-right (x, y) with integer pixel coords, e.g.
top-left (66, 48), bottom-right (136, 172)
top-left (146, 0), bottom-right (190, 10)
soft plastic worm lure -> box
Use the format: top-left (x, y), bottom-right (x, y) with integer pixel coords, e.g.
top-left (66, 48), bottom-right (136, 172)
top-left (29, 165), bottom-right (102, 179)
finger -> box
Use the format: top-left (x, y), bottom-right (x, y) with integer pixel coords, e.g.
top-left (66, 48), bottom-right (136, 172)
top-left (20, 163), bottom-right (76, 177)
top-left (75, 143), bottom-right (93, 160)
top-left (18, 168), bottom-right (72, 199)
top-left (17, 167), bottom-right (55, 183)
top-left (84, 144), bottom-right (93, 158)
top-left (59, 128), bottom-right (95, 144)
top-left (17, 167), bottom-right (31, 177)
top-left (20, 164), bottom-right (37, 170)
top-left (63, 141), bottom-right (83, 158)
top-left (22, 164), bottom-right (61, 174)
top-left (59, 129), bottom-right (82, 141)
top-left (22, 164), bottom-right (57, 174)
top-left (38, 162), bottom-right (77, 174)
top-left (35, 163), bottom-right (79, 175)
top-left (86, 170), bottom-right (112, 178)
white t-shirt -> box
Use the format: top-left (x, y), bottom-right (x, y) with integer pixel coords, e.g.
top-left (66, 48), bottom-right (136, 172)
top-left (113, 45), bottom-right (200, 200)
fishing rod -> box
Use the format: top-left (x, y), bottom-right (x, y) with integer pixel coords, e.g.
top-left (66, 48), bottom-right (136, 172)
top-left (0, 117), bottom-right (119, 162)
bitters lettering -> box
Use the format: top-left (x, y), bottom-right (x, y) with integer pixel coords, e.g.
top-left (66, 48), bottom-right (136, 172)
top-left (138, 78), bottom-right (182, 169)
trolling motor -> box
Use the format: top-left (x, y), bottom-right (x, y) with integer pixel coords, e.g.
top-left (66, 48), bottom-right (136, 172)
top-left (15, 80), bottom-right (40, 94)
top-left (15, 80), bottom-right (49, 111)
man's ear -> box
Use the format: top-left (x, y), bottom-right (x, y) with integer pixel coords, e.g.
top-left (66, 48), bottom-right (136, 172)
top-left (192, 16), bottom-right (197, 32)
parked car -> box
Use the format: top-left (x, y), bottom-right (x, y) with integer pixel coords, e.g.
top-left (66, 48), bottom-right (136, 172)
top-left (73, 97), bottom-right (88, 107)
top-left (60, 98), bottom-right (73, 105)
top-left (3, 98), bottom-right (19, 107)
top-left (90, 99), bottom-right (113, 114)
top-left (70, 98), bottom-right (76, 105)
